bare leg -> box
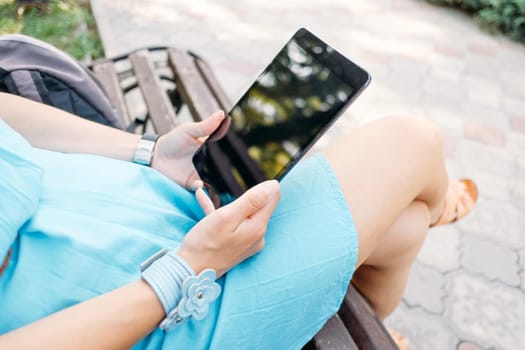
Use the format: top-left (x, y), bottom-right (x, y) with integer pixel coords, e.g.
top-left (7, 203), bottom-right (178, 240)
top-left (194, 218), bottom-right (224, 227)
top-left (352, 200), bottom-right (429, 319)
top-left (321, 116), bottom-right (448, 318)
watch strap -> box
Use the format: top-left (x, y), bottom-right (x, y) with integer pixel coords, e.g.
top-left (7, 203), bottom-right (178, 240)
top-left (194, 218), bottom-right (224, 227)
top-left (133, 133), bottom-right (159, 166)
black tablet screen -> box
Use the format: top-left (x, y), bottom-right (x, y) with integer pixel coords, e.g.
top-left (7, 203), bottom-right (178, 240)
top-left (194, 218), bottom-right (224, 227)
top-left (230, 40), bottom-right (353, 179)
top-left (193, 29), bottom-right (367, 204)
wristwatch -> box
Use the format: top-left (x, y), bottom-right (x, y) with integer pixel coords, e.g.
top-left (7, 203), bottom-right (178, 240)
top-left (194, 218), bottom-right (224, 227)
top-left (133, 133), bottom-right (159, 166)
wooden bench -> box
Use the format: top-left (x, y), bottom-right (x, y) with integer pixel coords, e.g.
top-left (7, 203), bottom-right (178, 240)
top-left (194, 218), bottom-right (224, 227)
top-left (89, 47), bottom-right (398, 350)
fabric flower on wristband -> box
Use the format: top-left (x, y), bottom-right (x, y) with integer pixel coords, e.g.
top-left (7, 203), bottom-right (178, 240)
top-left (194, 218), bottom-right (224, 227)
top-left (177, 269), bottom-right (221, 320)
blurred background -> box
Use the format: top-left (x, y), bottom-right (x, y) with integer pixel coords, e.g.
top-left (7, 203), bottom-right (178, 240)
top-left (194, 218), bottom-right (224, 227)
top-left (1, 0), bottom-right (524, 349)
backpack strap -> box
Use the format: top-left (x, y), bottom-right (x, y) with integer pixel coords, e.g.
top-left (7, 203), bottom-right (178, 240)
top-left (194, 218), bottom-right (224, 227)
top-left (5, 70), bottom-right (51, 104)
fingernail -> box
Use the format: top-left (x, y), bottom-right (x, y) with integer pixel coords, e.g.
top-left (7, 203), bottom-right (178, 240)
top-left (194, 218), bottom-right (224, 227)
top-left (260, 180), bottom-right (279, 197)
top-left (190, 180), bottom-right (204, 192)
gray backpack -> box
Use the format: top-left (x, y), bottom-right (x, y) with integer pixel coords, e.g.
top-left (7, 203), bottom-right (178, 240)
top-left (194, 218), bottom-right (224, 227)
top-left (0, 34), bottom-right (123, 129)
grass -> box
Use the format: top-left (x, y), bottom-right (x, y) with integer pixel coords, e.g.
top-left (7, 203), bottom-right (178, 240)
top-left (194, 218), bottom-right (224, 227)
top-left (0, 0), bottom-right (104, 60)
top-left (425, 0), bottom-right (525, 44)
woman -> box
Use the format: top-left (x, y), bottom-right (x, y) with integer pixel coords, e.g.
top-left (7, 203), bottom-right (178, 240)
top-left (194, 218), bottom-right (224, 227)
top-left (0, 92), bottom-right (476, 349)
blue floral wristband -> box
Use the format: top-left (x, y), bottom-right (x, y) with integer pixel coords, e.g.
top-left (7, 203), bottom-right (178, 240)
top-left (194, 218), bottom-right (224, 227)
top-left (140, 248), bottom-right (221, 331)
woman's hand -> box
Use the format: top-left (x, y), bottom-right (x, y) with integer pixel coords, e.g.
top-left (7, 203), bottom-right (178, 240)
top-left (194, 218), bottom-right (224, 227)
top-left (151, 111), bottom-right (225, 189)
top-left (177, 180), bottom-right (280, 277)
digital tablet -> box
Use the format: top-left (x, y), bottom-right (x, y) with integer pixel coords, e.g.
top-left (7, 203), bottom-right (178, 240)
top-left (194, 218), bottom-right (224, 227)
top-left (192, 27), bottom-right (371, 207)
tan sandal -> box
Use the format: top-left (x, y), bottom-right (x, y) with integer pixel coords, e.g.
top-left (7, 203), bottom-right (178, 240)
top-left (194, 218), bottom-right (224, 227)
top-left (388, 329), bottom-right (410, 350)
top-left (431, 179), bottom-right (478, 227)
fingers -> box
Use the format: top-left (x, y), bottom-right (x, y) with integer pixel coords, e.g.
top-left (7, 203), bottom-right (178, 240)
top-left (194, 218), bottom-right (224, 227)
top-left (184, 110), bottom-right (225, 138)
top-left (220, 180), bottom-right (280, 228)
top-left (196, 187), bottom-right (216, 215)
top-left (233, 186), bottom-right (280, 256)
top-left (182, 181), bottom-right (280, 277)
top-left (234, 186), bottom-right (280, 237)
top-left (190, 179), bottom-right (204, 191)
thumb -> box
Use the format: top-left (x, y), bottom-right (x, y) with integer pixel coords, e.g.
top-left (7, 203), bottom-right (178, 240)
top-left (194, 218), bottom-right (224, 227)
top-left (184, 110), bottom-right (225, 138)
top-left (221, 180), bottom-right (280, 226)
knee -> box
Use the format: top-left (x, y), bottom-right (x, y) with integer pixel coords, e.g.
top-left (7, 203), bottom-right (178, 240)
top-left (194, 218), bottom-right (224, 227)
top-left (383, 116), bottom-right (444, 157)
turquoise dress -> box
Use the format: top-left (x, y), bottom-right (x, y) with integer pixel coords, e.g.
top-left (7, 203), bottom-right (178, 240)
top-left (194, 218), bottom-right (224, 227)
top-left (0, 118), bottom-right (358, 349)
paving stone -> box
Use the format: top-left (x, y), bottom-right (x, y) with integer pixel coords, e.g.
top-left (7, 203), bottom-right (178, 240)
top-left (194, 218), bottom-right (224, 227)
top-left (445, 273), bottom-right (525, 349)
top-left (457, 341), bottom-right (485, 350)
top-left (385, 303), bottom-right (459, 350)
top-left (500, 69), bottom-right (525, 100)
top-left (460, 103), bottom-right (510, 131)
top-left (510, 170), bottom-right (525, 214)
top-left (385, 69), bottom-right (424, 101)
top-left (498, 42), bottom-right (525, 70)
top-left (421, 95), bottom-right (465, 137)
top-left (423, 77), bottom-right (467, 101)
top-left (464, 55), bottom-right (501, 80)
top-left (428, 51), bottom-right (467, 73)
top-left (461, 235), bottom-right (520, 286)
top-left (404, 261), bottom-right (447, 314)
top-left (502, 96), bottom-right (525, 116)
top-left (455, 140), bottom-right (515, 177)
top-left (456, 197), bottom-right (525, 249)
top-left (433, 44), bottom-right (464, 59)
top-left (466, 85), bottom-right (501, 110)
top-left (428, 64), bottom-right (463, 83)
top-left (464, 74), bottom-right (495, 90)
top-left (519, 249), bottom-right (525, 292)
top-left (389, 56), bottom-right (430, 76)
top-left (443, 134), bottom-right (460, 158)
top-left (509, 116), bottom-right (525, 134)
top-left (463, 74), bottom-right (502, 109)
top-left (468, 42), bottom-right (498, 56)
top-left (418, 225), bottom-right (461, 272)
top-left (464, 120), bottom-right (505, 146)
top-left (506, 132), bottom-right (525, 158)
top-left (516, 155), bottom-right (525, 177)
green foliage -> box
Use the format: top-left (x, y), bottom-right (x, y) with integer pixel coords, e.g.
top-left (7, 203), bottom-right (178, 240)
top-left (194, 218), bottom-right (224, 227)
top-left (0, 0), bottom-right (104, 59)
top-left (426, 0), bottom-right (525, 43)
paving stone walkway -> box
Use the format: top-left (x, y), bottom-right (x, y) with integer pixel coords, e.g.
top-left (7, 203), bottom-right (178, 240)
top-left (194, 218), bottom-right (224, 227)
top-left (91, 0), bottom-right (525, 348)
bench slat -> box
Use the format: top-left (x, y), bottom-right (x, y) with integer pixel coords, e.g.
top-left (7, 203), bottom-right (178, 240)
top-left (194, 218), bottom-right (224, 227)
top-left (168, 48), bottom-right (220, 121)
top-left (312, 314), bottom-right (359, 350)
top-left (91, 61), bottom-right (131, 127)
top-left (129, 49), bottom-right (177, 134)
top-left (193, 59), bottom-right (266, 187)
top-left (194, 57), bottom-right (232, 112)
top-left (338, 284), bottom-right (398, 350)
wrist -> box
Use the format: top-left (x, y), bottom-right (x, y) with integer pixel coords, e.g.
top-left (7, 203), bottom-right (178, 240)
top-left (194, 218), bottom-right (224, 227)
top-left (177, 250), bottom-right (228, 279)
top-left (176, 247), bottom-right (206, 275)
